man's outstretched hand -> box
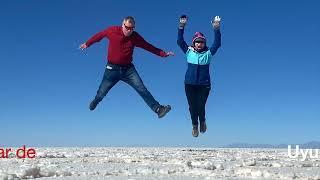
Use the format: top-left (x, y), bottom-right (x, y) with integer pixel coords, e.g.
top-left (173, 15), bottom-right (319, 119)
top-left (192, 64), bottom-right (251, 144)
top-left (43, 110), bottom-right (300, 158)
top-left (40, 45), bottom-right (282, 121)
top-left (79, 43), bottom-right (88, 50)
top-left (165, 51), bottom-right (175, 57)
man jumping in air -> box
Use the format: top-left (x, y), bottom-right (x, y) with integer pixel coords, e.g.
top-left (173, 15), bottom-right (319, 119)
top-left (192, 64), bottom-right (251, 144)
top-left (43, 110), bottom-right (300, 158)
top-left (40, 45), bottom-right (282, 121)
top-left (80, 16), bottom-right (174, 118)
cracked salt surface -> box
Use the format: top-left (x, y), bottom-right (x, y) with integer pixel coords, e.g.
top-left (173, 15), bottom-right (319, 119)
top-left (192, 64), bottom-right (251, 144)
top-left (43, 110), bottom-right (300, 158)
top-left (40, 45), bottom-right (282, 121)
top-left (1, 147), bottom-right (320, 179)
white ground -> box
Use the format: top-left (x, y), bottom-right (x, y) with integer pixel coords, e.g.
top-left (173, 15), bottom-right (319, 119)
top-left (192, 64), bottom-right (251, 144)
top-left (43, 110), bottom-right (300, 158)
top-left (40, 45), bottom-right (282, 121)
top-left (1, 147), bottom-right (320, 179)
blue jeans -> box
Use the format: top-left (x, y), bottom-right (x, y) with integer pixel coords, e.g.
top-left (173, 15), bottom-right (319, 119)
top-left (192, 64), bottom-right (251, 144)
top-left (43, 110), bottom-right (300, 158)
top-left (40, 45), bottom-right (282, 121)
top-left (93, 63), bottom-right (161, 112)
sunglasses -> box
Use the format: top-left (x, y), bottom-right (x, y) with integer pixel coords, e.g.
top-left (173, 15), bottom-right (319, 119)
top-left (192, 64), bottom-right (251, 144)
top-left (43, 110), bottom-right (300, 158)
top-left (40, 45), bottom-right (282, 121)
top-left (123, 24), bottom-right (135, 31)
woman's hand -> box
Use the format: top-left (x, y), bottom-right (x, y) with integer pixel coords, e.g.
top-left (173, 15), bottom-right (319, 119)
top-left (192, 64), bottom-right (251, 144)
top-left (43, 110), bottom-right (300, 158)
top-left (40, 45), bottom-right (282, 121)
top-left (179, 15), bottom-right (188, 29)
top-left (211, 16), bottom-right (221, 29)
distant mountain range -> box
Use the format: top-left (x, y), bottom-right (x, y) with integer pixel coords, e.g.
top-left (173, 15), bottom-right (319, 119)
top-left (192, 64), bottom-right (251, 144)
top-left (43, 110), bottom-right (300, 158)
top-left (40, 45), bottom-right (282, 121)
top-left (222, 141), bottom-right (320, 149)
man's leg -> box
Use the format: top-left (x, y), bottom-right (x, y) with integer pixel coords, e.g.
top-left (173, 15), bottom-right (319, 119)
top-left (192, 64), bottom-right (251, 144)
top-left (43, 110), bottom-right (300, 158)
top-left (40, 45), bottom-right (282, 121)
top-left (90, 68), bottom-right (120, 110)
top-left (121, 66), bottom-right (170, 117)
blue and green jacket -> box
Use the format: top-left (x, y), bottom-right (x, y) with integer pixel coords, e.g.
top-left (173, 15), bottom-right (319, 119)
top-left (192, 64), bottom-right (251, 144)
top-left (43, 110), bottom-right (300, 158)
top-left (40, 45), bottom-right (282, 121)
top-left (177, 28), bottom-right (221, 85)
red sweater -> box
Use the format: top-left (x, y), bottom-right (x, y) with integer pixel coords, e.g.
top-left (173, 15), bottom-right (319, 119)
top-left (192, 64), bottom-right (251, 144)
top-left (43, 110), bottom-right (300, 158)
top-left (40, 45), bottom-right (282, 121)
top-left (85, 26), bottom-right (167, 65)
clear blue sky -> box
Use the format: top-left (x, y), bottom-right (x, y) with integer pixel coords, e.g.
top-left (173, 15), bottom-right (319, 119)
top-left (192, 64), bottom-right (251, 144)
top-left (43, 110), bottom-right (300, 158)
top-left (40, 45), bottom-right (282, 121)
top-left (1, 0), bottom-right (319, 147)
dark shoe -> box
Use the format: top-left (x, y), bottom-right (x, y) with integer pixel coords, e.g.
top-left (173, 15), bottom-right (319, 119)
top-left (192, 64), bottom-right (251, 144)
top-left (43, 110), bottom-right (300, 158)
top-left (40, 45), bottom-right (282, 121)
top-left (200, 121), bottom-right (207, 133)
top-left (192, 125), bottom-right (199, 137)
top-left (157, 105), bottom-right (171, 118)
top-left (89, 99), bottom-right (99, 111)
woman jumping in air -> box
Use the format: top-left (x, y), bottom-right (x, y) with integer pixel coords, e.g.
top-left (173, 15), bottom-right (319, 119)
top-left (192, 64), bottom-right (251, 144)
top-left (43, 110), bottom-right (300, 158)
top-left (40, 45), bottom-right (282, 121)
top-left (177, 15), bottom-right (221, 137)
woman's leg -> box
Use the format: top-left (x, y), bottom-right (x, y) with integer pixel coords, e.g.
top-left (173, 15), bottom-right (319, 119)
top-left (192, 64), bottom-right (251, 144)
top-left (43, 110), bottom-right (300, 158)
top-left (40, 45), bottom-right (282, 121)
top-left (185, 84), bottom-right (199, 126)
top-left (197, 85), bottom-right (211, 133)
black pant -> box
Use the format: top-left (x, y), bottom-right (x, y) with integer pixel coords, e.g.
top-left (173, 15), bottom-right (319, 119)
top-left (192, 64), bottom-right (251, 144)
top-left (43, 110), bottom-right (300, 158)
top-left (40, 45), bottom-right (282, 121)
top-left (185, 84), bottom-right (211, 126)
